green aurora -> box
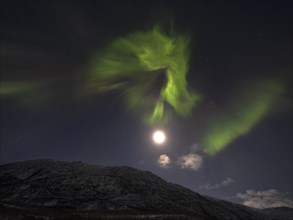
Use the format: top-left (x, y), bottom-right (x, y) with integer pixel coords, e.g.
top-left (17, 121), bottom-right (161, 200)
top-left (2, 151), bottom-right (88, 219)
top-left (0, 81), bottom-right (41, 95)
top-left (85, 25), bottom-right (285, 155)
top-left (0, 81), bottom-right (57, 111)
top-left (0, 25), bottom-right (286, 156)
top-left (201, 80), bottom-right (284, 155)
top-left (86, 25), bottom-right (201, 125)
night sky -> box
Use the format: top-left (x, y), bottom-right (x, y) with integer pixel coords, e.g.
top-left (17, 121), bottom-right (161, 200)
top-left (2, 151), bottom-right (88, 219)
top-left (1, 1), bottom-right (292, 208)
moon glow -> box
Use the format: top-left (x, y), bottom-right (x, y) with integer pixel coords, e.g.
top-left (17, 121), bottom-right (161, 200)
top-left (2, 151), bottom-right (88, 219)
top-left (153, 130), bottom-right (166, 144)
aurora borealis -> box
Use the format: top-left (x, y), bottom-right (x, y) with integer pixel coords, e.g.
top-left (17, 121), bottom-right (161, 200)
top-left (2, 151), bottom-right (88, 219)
top-left (87, 25), bottom-right (201, 125)
top-left (202, 80), bottom-right (284, 155)
top-left (85, 25), bottom-right (286, 156)
top-left (1, 0), bottom-right (292, 209)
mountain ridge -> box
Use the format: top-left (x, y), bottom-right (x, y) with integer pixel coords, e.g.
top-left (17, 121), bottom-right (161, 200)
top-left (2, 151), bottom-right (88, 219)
top-left (0, 159), bottom-right (292, 220)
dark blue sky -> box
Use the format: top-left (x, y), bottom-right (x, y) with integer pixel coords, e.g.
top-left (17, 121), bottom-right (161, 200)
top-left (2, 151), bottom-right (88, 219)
top-left (1, 0), bottom-right (292, 208)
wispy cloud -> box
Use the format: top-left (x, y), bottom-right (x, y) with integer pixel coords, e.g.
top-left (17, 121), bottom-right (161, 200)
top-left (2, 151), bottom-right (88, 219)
top-left (236, 189), bottom-right (293, 209)
top-left (198, 177), bottom-right (235, 190)
top-left (158, 154), bottom-right (171, 168)
top-left (177, 153), bottom-right (202, 171)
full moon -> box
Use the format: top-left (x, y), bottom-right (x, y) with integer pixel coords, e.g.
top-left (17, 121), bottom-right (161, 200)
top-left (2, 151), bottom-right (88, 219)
top-left (152, 130), bottom-right (166, 144)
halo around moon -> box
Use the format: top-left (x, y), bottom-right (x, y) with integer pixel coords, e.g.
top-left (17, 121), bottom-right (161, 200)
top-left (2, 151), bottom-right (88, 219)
top-left (153, 130), bottom-right (166, 144)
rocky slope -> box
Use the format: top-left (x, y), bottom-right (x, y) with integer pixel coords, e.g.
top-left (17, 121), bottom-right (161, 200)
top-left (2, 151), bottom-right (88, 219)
top-left (0, 159), bottom-right (292, 219)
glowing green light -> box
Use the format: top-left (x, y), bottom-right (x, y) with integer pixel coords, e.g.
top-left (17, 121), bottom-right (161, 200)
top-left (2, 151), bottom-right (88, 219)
top-left (202, 81), bottom-right (284, 155)
top-left (0, 81), bottom-right (40, 95)
top-left (0, 81), bottom-right (52, 110)
top-left (87, 25), bottom-right (201, 125)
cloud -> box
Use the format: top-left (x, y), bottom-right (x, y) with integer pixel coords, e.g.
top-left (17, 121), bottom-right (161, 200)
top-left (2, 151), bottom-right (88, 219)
top-left (177, 153), bottom-right (202, 171)
top-left (236, 189), bottom-right (293, 209)
top-left (158, 154), bottom-right (171, 168)
top-left (198, 177), bottom-right (235, 190)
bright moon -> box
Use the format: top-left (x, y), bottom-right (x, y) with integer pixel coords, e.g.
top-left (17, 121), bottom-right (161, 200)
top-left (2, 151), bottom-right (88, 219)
top-left (153, 130), bottom-right (166, 144)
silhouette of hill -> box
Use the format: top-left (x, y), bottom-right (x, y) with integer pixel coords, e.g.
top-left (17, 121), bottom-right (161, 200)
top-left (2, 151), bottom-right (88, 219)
top-left (0, 159), bottom-right (292, 219)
